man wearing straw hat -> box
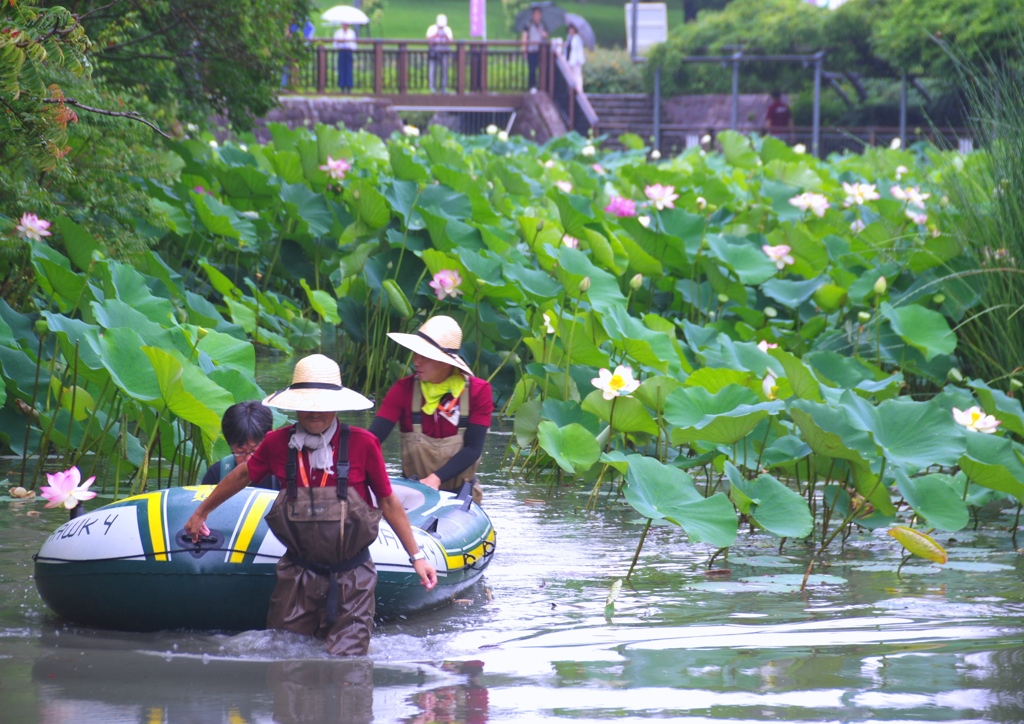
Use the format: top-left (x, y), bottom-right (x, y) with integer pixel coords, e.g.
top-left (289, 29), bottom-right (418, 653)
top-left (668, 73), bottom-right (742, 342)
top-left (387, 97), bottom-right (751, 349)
top-left (368, 316), bottom-right (494, 504)
top-left (185, 354), bottom-right (436, 656)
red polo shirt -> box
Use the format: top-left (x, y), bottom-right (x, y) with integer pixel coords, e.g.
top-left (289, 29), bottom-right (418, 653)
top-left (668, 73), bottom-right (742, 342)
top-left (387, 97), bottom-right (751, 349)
top-left (377, 375), bottom-right (494, 436)
top-left (246, 423), bottom-right (392, 505)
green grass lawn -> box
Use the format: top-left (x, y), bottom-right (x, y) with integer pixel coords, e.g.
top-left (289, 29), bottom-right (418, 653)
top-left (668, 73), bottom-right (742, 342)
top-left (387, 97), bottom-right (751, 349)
top-left (311, 0), bottom-right (686, 48)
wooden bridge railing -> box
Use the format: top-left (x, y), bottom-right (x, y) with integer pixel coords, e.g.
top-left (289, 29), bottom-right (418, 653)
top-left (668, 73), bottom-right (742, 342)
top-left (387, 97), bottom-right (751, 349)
top-left (283, 39), bottom-right (553, 96)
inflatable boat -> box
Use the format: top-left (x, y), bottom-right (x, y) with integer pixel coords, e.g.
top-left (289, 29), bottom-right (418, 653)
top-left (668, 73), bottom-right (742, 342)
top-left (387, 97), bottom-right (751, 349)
top-left (33, 479), bottom-right (495, 632)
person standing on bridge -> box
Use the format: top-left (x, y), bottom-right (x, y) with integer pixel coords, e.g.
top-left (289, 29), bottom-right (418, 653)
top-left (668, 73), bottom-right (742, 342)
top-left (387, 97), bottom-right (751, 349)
top-left (522, 6), bottom-right (548, 92)
top-left (426, 14), bottom-right (454, 94)
top-left (334, 22), bottom-right (357, 93)
top-left (564, 23), bottom-right (585, 92)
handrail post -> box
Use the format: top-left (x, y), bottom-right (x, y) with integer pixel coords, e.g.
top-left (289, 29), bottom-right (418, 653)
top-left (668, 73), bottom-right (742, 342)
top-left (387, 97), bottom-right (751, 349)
top-left (480, 44), bottom-right (488, 93)
top-left (374, 40), bottom-right (384, 95)
top-left (540, 43), bottom-right (549, 93)
top-left (457, 41), bottom-right (467, 95)
top-left (398, 42), bottom-right (408, 95)
top-left (317, 44), bottom-right (327, 95)
top-left (812, 51), bottom-right (823, 158)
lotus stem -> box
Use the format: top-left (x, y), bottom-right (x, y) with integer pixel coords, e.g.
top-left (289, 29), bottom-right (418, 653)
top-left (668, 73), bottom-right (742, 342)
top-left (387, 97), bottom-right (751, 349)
top-left (19, 332), bottom-right (46, 486)
top-left (626, 518), bottom-right (653, 580)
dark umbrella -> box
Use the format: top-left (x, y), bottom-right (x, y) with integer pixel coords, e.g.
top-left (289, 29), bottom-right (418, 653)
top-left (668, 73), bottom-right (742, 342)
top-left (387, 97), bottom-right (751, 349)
top-left (514, 2), bottom-right (567, 33)
top-left (564, 13), bottom-right (596, 50)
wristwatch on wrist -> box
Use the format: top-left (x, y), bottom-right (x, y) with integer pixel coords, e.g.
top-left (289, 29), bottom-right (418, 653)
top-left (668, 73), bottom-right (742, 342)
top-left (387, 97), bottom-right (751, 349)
top-left (409, 549), bottom-right (426, 564)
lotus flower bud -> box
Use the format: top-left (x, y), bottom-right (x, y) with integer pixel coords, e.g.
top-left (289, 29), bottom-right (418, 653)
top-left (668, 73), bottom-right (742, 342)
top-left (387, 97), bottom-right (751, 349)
top-left (630, 274), bottom-right (643, 290)
top-left (857, 311), bottom-right (871, 322)
top-left (932, 293), bottom-right (946, 305)
top-left (579, 276), bottom-right (591, 293)
top-left (947, 367), bottom-right (964, 383)
top-left (34, 319), bottom-right (48, 335)
top-left (873, 276), bottom-right (887, 295)
top-left (717, 293), bottom-right (729, 304)
top-left (763, 306), bottom-right (778, 319)
top-left (1010, 378), bottom-right (1023, 390)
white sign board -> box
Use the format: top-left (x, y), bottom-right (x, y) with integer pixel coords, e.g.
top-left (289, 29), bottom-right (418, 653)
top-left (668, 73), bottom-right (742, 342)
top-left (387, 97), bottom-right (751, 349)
top-left (624, 3), bottom-right (668, 56)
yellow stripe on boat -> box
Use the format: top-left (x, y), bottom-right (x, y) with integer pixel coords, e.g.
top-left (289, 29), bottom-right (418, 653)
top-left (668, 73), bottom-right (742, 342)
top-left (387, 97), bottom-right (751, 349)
top-left (444, 528), bottom-right (495, 570)
top-left (230, 493), bottom-right (274, 564)
top-left (147, 493), bottom-right (168, 562)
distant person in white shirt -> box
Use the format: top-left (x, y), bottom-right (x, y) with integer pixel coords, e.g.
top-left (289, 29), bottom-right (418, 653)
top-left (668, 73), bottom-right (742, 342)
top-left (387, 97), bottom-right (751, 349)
top-left (564, 23), bottom-right (585, 92)
top-left (333, 22), bottom-right (357, 93)
top-left (426, 14), bottom-right (454, 93)
top-left (521, 7), bottom-right (548, 91)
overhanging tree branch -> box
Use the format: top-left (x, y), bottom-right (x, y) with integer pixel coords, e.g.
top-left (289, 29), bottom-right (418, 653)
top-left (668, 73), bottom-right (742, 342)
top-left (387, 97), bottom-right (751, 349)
top-left (40, 98), bottom-right (174, 140)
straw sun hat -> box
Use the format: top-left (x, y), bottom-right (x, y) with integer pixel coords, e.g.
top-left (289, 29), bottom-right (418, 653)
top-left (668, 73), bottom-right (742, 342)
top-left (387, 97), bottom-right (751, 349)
top-left (388, 316), bottom-right (473, 375)
top-left (262, 354), bottom-right (373, 412)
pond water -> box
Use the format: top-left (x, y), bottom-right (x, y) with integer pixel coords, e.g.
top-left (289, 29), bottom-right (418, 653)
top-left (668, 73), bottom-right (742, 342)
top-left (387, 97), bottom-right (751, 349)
top-left (2, 356), bottom-right (1024, 722)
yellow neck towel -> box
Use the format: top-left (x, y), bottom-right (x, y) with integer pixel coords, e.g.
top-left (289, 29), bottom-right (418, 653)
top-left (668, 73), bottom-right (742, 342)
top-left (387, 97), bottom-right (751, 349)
top-left (420, 373), bottom-right (467, 415)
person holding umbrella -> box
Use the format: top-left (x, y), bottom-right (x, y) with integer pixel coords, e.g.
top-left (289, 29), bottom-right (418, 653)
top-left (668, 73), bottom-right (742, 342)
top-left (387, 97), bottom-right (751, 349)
top-left (521, 6), bottom-right (548, 92)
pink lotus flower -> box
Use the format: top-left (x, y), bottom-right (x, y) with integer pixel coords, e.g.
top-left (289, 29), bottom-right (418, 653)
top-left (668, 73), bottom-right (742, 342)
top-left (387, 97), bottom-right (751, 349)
top-left (592, 163), bottom-right (606, 175)
top-left (319, 156), bottom-right (351, 181)
top-left (850, 219), bottom-right (866, 234)
top-left (604, 196), bottom-right (637, 218)
top-left (895, 165), bottom-right (908, 181)
top-left (193, 186), bottom-right (207, 195)
top-left (40, 466), bottom-right (97, 510)
top-left (644, 184), bottom-right (678, 211)
top-left (429, 269), bottom-right (463, 300)
top-left (762, 244), bottom-right (795, 270)
top-left (555, 180), bottom-right (574, 194)
top-left (842, 182), bottom-right (880, 208)
top-left (16, 213), bottom-right (52, 242)
top-left (788, 192), bottom-right (830, 218)
top-left (906, 209), bottom-right (928, 225)
top-left (757, 340), bottom-right (778, 352)
top-left (562, 234), bottom-right (579, 249)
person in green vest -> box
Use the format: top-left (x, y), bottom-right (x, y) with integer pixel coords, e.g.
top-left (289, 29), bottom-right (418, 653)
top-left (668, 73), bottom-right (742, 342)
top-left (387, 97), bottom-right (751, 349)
top-left (201, 401), bottom-right (279, 488)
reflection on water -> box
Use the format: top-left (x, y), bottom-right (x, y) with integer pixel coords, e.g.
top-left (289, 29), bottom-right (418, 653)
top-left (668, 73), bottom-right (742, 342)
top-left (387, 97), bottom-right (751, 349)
top-left (3, 383), bottom-right (1024, 720)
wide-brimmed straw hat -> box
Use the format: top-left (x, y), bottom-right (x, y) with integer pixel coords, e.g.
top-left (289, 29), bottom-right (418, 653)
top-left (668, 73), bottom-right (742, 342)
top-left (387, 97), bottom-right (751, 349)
top-left (388, 316), bottom-right (472, 375)
top-left (262, 354), bottom-right (373, 412)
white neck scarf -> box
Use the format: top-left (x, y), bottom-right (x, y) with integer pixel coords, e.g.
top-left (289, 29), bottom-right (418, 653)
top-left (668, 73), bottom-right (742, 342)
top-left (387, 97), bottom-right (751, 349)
top-left (289, 418), bottom-right (338, 473)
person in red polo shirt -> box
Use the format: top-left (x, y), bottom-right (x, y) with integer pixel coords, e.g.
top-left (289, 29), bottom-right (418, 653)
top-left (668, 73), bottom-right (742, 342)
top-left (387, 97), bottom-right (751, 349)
top-left (185, 354), bottom-right (436, 656)
top-left (369, 316), bottom-right (494, 504)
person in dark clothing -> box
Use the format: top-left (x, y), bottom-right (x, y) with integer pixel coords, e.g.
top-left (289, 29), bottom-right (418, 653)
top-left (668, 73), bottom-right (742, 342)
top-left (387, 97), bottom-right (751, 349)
top-left (201, 401), bottom-right (279, 488)
top-left (765, 90), bottom-right (794, 141)
top-left (521, 7), bottom-right (548, 91)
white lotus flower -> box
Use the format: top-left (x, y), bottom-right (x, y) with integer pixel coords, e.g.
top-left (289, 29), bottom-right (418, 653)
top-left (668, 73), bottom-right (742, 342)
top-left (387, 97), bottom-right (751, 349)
top-left (762, 370), bottom-right (779, 401)
top-left (497, 131), bottom-right (509, 142)
top-left (562, 234), bottom-right (579, 248)
top-left (850, 219), bottom-right (866, 234)
top-left (700, 134), bottom-right (711, 145)
top-left (905, 187), bottom-right (930, 209)
top-left (543, 311), bottom-right (556, 335)
top-left (952, 406), bottom-right (1001, 434)
top-left (906, 210), bottom-right (928, 225)
top-left (788, 192), bottom-right (830, 218)
top-left (842, 182), bottom-right (880, 208)
top-left (890, 137), bottom-right (902, 150)
top-left (895, 165), bottom-right (908, 180)
top-left (696, 196), bottom-right (707, 210)
top-left (403, 125), bottom-right (420, 137)
top-left (485, 124), bottom-right (498, 135)
top-left (793, 143), bottom-right (806, 154)
top-left (592, 365), bottom-right (640, 401)
top-left (638, 215), bottom-right (651, 228)
top-left (644, 184), bottom-right (678, 211)
top-left (650, 149), bottom-right (661, 160)
top-left (581, 145), bottom-right (596, 156)
top-left (762, 244), bottom-right (795, 270)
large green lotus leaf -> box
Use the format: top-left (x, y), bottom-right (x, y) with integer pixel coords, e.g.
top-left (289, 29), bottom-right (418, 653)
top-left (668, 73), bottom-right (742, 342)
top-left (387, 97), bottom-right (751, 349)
top-left (193, 192), bottom-right (257, 245)
top-left (208, 368), bottom-right (265, 405)
top-left (514, 399), bottom-right (543, 448)
top-left (705, 234), bottom-right (778, 285)
top-left (760, 435), bottom-right (812, 468)
top-left (550, 189), bottom-right (595, 238)
top-left (552, 317), bottom-right (611, 368)
top-left (541, 398), bottom-right (600, 433)
top-left (31, 244), bottom-right (87, 314)
top-left (684, 368), bottom-right (752, 394)
top-left (196, 329), bottom-right (255, 374)
top-left (389, 142), bottom-right (430, 183)
top-left (581, 390), bottom-right (659, 435)
top-left (266, 148), bottom-right (304, 184)
top-left (143, 346), bottom-right (233, 447)
top-left (761, 277), bottom-right (826, 308)
top-left (345, 179), bottom-right (391, 229)
top-left (666, 385), bottom-right (783, 445)
top-left (501, 263), bottom-right (563, 301)
top-left (760, 179), bottom-right (804, 223)
top-left (624, 455), bottom-right (737, 548)
top-left (106, 260), bottom-right (177, 326)
top-left (725, 463), bottom-right (813, 539)
top-left (54, 217), bottom-right (101, 273)
top-left (718, 130), bottom-right (759, 169)
top-left (633, 376), bottom-right (683, 412)
top-left (150, 198), bottom-right (194, 236)
top-left (556, 247), bottom-right (627, 316)
top-left (459, 249), bottom-right (505, 288)
top-left (958, 433), bottom-right (1024, 502)
top-left (967, 378), bottom-right (1024, 437)
top-left (91, 298), bottom-right (191, 359)
top-left (894, 470), bottom-right (969, 532)
top-left (98, 327), bottom-right (161, 402)
top-left (601, 305), bottom-right (677, 374)
top-left (41, 312), bottom-right (106, 374)
top-left (614, 231), bottom-right (664, 277)
top-left (768, 348), bottom-right (823, 402)
top-left (841, 391), bottom-right (965, 472)
top-left (881, 302), bottom-right (956, 361)
top-left (280, 182), bottom-right (335, 237)
top-left (907, 234), bottom-right (962, 275)
top-left (300, 279), bottom-right (341, 325)
top-left (215, 165), bottom-right (279, 201)
top-left (537, 420), bottom-right (601, 473)
top-left (0, 345), bottom-right (49, 400)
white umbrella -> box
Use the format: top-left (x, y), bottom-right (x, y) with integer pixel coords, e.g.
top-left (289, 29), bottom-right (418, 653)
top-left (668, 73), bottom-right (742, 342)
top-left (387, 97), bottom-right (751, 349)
top-left (321, 5), bottom-right (370, 25)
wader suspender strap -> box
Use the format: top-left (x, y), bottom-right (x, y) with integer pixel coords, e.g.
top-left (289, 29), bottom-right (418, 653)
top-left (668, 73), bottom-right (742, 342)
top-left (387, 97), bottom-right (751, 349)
top-left (410, 383), bottom-right (471, 432)
top-left (285, 424), bottom-right (351, 501)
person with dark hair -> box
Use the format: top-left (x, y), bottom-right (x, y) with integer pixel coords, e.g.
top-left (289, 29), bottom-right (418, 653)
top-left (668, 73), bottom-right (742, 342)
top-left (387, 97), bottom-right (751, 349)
top-left (564, 23), bottom-right (585, 92)
top-left (765, 90), bottom-right (793, 140)
top-left (201, 401), bottom-right (278, 488)
top-left (521, 6), bottom-right (548, 92)
top-left (367, 316), bottom-right (493, 504)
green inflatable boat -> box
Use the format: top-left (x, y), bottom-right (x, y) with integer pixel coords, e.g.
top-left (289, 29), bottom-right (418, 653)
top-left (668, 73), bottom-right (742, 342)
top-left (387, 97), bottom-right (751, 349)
top-left (34, 479), bottom-right (496, 632)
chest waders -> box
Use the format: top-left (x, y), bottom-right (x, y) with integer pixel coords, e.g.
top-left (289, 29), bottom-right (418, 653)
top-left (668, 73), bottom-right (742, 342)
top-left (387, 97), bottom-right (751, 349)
top-left (263, 424), bottom-right (383, 656)
top-left (401, 384), bottom-right (483, 503)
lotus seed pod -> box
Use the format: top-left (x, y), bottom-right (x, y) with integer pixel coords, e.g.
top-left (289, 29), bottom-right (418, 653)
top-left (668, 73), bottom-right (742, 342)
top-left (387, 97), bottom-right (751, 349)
top-left (717, 293), bottom-right (729, 304)
top-left (857, 311), bottom-right (871, 323)
top-left (630, 274), bottom-right (643, 290)
top-left (764, 306), bottom-right (778, 319)
top-left (873, 276), bottom-right (887, 295)
top-left (197, 327), bottom-right (209, 340)
top-left (579, 276), bottom-right (591, 293)
top-left (1011, 378), bottom-right (1023, 390)
top-left (948, 368), bottom-right (964, 383)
